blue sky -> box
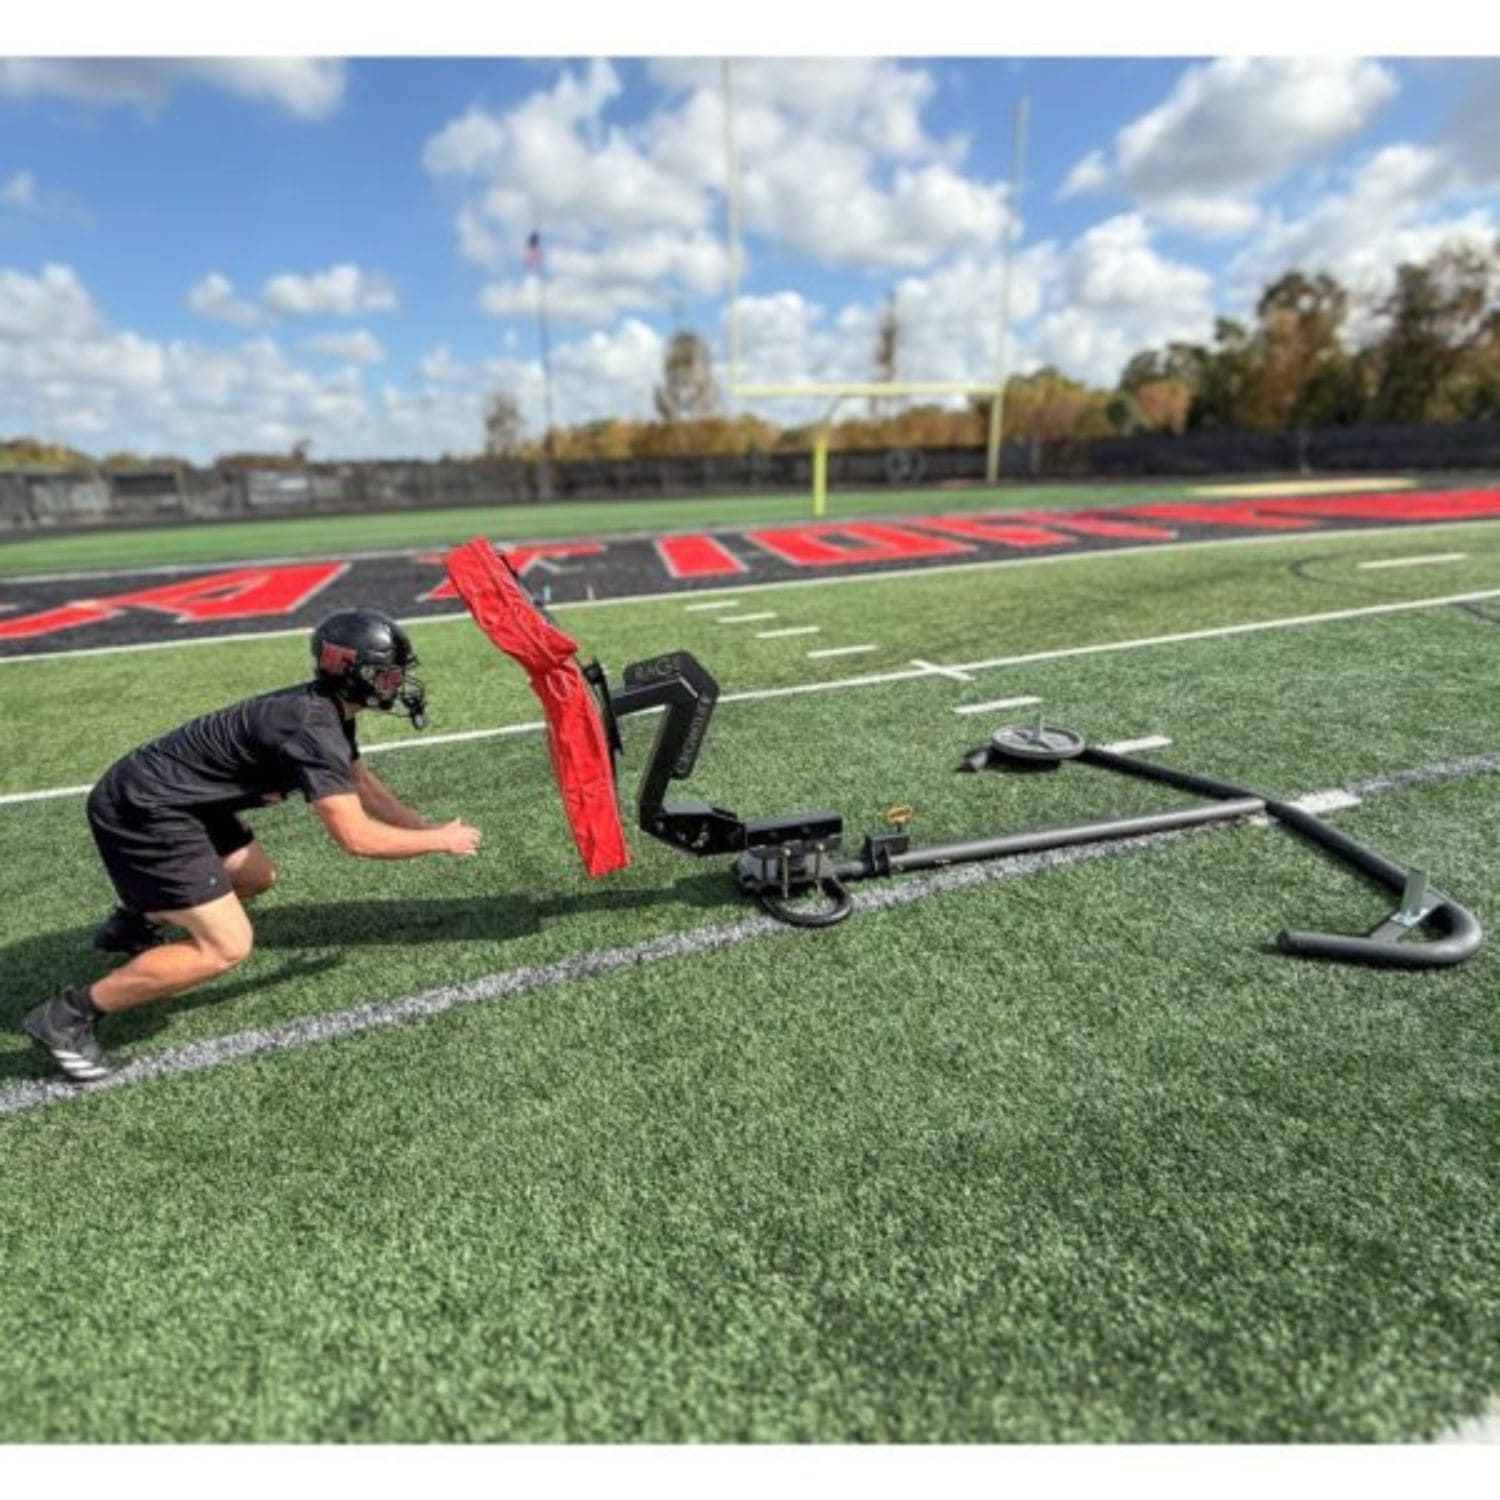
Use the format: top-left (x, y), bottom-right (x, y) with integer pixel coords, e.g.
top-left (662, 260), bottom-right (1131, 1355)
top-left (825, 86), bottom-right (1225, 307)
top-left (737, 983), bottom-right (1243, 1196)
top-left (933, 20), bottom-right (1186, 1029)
top-left (1, 55), bottom-right (1497, 461)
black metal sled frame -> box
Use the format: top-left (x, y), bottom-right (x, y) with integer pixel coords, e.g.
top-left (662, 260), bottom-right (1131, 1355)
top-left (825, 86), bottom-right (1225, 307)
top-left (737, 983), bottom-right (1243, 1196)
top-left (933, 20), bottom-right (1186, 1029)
top-left (583, 650), bottom-right (1481, 967)
top-left (1075, 746), bottom-right (1481, 969)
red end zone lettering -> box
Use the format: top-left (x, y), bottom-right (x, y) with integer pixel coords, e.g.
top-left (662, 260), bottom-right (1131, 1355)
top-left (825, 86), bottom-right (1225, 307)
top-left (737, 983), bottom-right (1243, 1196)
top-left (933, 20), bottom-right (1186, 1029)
top-left (1114, 502), bottom-right (1318, 531)
top-left (1259, 489), bottom-right (1500, 524)
top-left (655, 534), bottom-right (746, 579)
top-left (0, 601), bottom-right (118, 642)
top-left (419, 543), bottom-right (604, 601)
top-left (0, 562), bottom-right (347, 642)
top-left (1011, 511), bottom-right (1178, 541)
top-left (746, 522), bottom-right (973, 567)
top-left (910, 515), bottom-right (1070, 548)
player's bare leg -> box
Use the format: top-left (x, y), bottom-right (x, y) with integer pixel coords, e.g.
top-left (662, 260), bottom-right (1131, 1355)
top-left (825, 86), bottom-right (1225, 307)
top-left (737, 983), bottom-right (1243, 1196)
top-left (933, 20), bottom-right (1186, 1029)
top-left (91, 893), bottom-right (255, 1014)
top-left (24, 893), bottom-right (254, 1082)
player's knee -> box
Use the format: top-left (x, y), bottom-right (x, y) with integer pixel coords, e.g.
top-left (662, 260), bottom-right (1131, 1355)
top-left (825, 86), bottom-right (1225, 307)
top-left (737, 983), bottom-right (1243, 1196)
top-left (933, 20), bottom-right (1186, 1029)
top-left (203, 925), bottom-right (254, 972)
top-left (240, 862), bottom-right (278, 898)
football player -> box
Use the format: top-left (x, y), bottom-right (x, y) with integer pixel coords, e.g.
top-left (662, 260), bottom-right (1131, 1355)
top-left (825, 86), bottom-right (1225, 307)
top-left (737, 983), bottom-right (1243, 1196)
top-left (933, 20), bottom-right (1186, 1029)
top-left (21, 607), bottom-right (481, 1084)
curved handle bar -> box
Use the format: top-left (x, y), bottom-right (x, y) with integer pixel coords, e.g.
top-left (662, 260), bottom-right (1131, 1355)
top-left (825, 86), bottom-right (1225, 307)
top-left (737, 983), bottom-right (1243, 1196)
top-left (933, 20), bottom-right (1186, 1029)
top-left (1279, 898), bottom-right (1483, 969)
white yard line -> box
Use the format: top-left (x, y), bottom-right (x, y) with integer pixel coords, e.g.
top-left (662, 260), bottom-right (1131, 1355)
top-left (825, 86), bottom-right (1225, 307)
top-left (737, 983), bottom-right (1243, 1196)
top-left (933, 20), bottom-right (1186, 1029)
top-left (911, 657), bottom-right (974, 683)
top-left (756, 626), bottom-right (820, 639)
top-left (682, 598), bottom-right (744, 611)
top-left (807, 644), bottom-right (878, 659)
top-left (953, 696), bottom-right (1041, 717)
top-left (9, 587), bottom-right (1500, 805)
top-left (1100, 734), bottom-right (1173, 754)
top-left (3, 746), bottom-right (1496, 1119)
top-left (4, 517), bottom-right (1500, 665)
top-left (716, 612), bottom-right (778, 624)
top-left (945, 588), bottom-right (1500, 675)
top-left (1357, 553), bottom-right (1469, 571)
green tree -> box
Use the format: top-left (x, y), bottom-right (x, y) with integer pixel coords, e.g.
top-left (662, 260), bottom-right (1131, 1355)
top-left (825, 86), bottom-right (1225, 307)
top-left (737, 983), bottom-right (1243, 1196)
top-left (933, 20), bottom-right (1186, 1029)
top-left (1247, 271), bottom-right (1356, 429)
top-left (1368, 241), bottom-right (1500, 423)
top-left (654, 330), bottom-right (720, 422)
top-left (483, 391), bottom-right (526, 458)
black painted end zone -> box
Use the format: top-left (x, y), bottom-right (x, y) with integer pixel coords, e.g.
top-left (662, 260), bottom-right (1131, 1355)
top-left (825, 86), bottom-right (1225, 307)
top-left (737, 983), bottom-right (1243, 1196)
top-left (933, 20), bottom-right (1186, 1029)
top-left (3, 488), bottom-right (1498, 657)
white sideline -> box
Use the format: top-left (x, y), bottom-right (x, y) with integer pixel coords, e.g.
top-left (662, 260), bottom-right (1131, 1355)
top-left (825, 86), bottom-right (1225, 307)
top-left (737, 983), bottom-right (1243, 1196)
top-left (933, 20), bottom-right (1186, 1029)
top-left (2, 746), bottom-right (1497, 1120)
top-left (0, 783), bottom-right (93, 805)
top-left (7, 585), bottom-right (1500, 808)
top-left (4, 516), bottom-right (1500, 665)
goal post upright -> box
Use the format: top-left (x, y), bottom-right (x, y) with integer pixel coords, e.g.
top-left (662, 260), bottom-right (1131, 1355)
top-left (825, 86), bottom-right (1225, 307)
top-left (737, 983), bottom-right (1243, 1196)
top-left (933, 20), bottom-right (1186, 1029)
top-left (720, 61), bottom-right (1010, 517)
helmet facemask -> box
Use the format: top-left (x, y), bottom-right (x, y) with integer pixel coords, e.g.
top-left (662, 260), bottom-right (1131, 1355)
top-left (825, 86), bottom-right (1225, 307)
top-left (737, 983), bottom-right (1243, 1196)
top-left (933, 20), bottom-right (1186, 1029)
top-left (359, 660), bottom-right (427, 728)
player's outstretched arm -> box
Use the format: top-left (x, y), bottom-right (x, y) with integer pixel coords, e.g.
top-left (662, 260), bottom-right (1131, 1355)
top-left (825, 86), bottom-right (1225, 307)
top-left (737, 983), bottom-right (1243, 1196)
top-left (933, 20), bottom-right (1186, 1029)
top-left (313, 794), bottom-right (481, 859)
top-left (351, 760), bottom-right (433, 831)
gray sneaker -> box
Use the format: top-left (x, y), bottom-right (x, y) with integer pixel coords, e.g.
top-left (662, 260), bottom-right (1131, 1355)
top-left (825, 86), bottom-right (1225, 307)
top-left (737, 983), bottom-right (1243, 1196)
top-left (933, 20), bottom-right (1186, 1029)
top-left (21, 987), bottom-right (114, 1085)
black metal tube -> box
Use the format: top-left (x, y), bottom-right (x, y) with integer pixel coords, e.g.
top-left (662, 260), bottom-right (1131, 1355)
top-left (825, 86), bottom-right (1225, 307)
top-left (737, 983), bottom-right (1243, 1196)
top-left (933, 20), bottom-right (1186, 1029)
top-left (1078, 745), bottom-right (1483, 969)
top-left (833, 798), bottom-right (1265, 881)
top-left (1081, 745), bottom-right (1258, 803)
top-left (1277, 903), bottom-right (1482, 967)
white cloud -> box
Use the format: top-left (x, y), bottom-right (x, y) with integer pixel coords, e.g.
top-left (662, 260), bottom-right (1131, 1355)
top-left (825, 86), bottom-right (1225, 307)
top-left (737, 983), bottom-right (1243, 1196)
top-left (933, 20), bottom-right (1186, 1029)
top-left (0, 59), bottom-right (346, 119)
top-left (1059, 151), bottom-right (1109, 198)
top-left (186, 272), bottom-right (262, 328)
top-left (650, 59), bottom-right (942, 164)
top-left (304, 330), bottom-right (387, 365)
top-left (480, 231), bottom-right (728, 326)
top-left (1025, 216), bottom-right (1215, 385)
top-left (1147, 195), bottom-right (1261, 240)
top-left (741, 148), bottom-right (1005, 269)
top-left (261, 264), bottom-right (398, 318)
top-left (1061, 58), bottom-right (1398, 239)
top-left (424, 56), bottom-right (1012, 335)
top-left (424, 60), bottom-right (702, 246)
top-left (1226, 142), bottom-right (1493, 316)
top-left (2, 171), bottom-right (37, 210)
top-left (0, 263), bottom-right (105, 340)
top-left (0, 262), bottom-right (682, 461)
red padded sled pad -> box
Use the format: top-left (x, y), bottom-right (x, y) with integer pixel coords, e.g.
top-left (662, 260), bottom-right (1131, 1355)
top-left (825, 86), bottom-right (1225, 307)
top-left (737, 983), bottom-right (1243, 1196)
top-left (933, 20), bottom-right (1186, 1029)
top-left (444, 537), bottom-right (629, 878)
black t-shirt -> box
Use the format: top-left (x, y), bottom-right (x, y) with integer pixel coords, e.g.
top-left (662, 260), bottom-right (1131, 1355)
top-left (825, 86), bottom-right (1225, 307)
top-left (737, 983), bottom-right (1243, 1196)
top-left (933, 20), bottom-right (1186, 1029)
top-left (101, 681), bottom-right (361, 816)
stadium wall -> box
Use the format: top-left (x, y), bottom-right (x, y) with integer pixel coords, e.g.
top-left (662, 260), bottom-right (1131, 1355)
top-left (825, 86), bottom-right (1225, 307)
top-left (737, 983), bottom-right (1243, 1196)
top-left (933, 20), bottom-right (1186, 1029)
top-left (4, 421), bottom-right (1500, 533)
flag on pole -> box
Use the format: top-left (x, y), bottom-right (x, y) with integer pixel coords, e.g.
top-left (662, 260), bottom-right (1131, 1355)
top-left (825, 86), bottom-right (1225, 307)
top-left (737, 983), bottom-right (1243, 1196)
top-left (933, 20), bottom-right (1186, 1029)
top-left (523, 231), bottom-right (542, 270)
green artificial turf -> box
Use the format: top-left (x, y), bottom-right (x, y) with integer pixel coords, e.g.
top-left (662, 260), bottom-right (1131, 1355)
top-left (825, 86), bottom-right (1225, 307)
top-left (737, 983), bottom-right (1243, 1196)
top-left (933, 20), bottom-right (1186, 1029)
top-left (5, 515), bottom-right (1500, 796)
top-left (0, 515), bottom-right (1497, 1441)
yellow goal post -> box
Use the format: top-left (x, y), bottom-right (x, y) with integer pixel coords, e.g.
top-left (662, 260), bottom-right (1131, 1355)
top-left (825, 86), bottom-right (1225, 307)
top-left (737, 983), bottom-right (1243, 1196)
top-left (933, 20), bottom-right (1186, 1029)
top-left (720, 63), bottom-right (1028, 516)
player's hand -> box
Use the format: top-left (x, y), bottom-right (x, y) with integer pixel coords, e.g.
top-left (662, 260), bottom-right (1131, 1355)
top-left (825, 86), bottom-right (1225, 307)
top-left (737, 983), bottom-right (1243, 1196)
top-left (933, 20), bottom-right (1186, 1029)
top-left (435, 818), bottom-right (482, 857)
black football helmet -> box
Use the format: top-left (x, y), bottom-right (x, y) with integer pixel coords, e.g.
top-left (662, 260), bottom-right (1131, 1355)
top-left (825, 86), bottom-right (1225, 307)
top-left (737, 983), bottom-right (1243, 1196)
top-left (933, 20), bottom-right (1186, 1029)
top-left (310, 608), bottom-right (427, 728)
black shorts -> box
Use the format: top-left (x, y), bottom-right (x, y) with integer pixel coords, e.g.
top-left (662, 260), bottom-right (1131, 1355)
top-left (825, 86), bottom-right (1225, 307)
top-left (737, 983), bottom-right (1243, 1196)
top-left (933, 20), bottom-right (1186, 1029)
top-left (87, 781), bottom-right (256, 915)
